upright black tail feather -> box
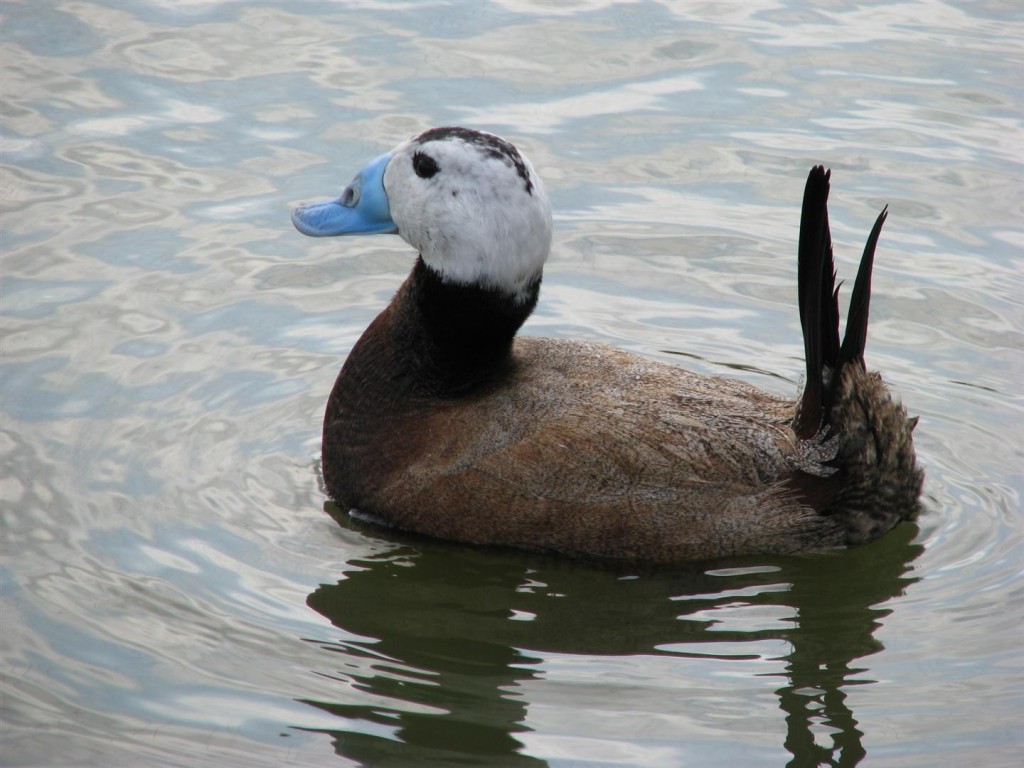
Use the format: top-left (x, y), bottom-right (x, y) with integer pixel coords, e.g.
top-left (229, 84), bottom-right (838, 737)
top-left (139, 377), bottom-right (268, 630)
top-left (796, 166), bottom-right (887, 440)
top-left (796, 166), bottom-right (840, 439)
top-left (790, 168), bottom-right (921, 533)
top-left (840, 206), bottom-right (887, 366)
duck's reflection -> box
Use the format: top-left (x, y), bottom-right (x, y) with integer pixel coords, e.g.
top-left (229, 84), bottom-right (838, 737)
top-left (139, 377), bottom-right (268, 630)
top-left (301, 505), bottom-right (921, 767)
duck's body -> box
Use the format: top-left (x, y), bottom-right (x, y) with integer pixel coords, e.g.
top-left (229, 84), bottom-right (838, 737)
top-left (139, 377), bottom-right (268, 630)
top-left (293, 126), bottom-right (922, 562)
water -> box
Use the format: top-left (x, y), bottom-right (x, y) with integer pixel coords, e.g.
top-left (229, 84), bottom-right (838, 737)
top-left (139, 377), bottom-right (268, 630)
top-left (2, 1), bottom-right (1022, 766)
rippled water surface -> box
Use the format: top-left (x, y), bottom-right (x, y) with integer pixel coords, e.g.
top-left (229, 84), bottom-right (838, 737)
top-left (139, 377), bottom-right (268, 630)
top-left (3, 2), bottom-right (1022, 766)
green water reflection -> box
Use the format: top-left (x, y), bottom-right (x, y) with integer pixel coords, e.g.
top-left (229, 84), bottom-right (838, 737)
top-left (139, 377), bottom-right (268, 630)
top-left (303, 508), bottom-right (921, 766)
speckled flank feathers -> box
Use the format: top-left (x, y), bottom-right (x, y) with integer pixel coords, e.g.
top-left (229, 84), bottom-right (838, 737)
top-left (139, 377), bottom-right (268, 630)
top-left (293, 127), bottom-right (923, 562)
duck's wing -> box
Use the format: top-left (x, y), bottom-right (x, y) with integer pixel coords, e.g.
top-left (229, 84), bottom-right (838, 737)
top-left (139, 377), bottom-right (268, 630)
top-left (368, 339), bottom-right (844, 560)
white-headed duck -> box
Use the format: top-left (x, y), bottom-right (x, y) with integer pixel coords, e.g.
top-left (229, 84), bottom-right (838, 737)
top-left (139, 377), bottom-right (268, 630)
top-left (292, 126), bottom-right (923, 562)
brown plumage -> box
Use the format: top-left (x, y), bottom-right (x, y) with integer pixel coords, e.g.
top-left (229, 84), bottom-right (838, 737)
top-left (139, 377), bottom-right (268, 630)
top-left (294, 128), bottom-right (923, 562)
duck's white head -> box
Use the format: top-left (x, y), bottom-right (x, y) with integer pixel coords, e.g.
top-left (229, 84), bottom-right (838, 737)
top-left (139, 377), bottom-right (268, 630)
top-left (292, 126), bottom-right (552, 303)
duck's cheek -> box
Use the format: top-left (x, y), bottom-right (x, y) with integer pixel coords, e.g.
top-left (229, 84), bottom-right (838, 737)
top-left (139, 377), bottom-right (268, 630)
top-left (392, 189), bottom-right (448, 248)
top-left (392, 200), bottom-right (436, 255)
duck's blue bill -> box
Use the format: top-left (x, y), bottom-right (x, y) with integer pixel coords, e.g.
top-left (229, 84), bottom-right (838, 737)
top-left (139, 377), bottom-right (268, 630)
top-left (291, 153), bottom-right (397, 237)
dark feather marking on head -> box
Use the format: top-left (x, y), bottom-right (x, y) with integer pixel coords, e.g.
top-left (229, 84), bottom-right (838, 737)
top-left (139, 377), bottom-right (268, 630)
top-left (414, 126), bottom-right (534, 195)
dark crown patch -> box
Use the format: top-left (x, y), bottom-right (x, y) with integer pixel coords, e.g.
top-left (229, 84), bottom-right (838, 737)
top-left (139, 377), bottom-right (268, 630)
top-left (414, 126), bottom-right (534, 196)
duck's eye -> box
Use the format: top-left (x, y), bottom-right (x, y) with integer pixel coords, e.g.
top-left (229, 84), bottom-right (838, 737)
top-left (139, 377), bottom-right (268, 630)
top-left (412, 152), bottom-right (439, 179)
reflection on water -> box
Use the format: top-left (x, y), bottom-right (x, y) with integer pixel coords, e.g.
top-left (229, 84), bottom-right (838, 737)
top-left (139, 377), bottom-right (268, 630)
top-left (304, 507), bottom-right (921, 766)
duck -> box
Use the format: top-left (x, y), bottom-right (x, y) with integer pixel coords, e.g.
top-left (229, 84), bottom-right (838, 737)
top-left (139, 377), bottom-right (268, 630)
top-left (291, 126), bottom-right (923, 562)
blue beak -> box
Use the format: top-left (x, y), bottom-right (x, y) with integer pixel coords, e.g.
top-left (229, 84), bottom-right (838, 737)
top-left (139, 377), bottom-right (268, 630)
top-left (291, 153), bottom-right (397, 237)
